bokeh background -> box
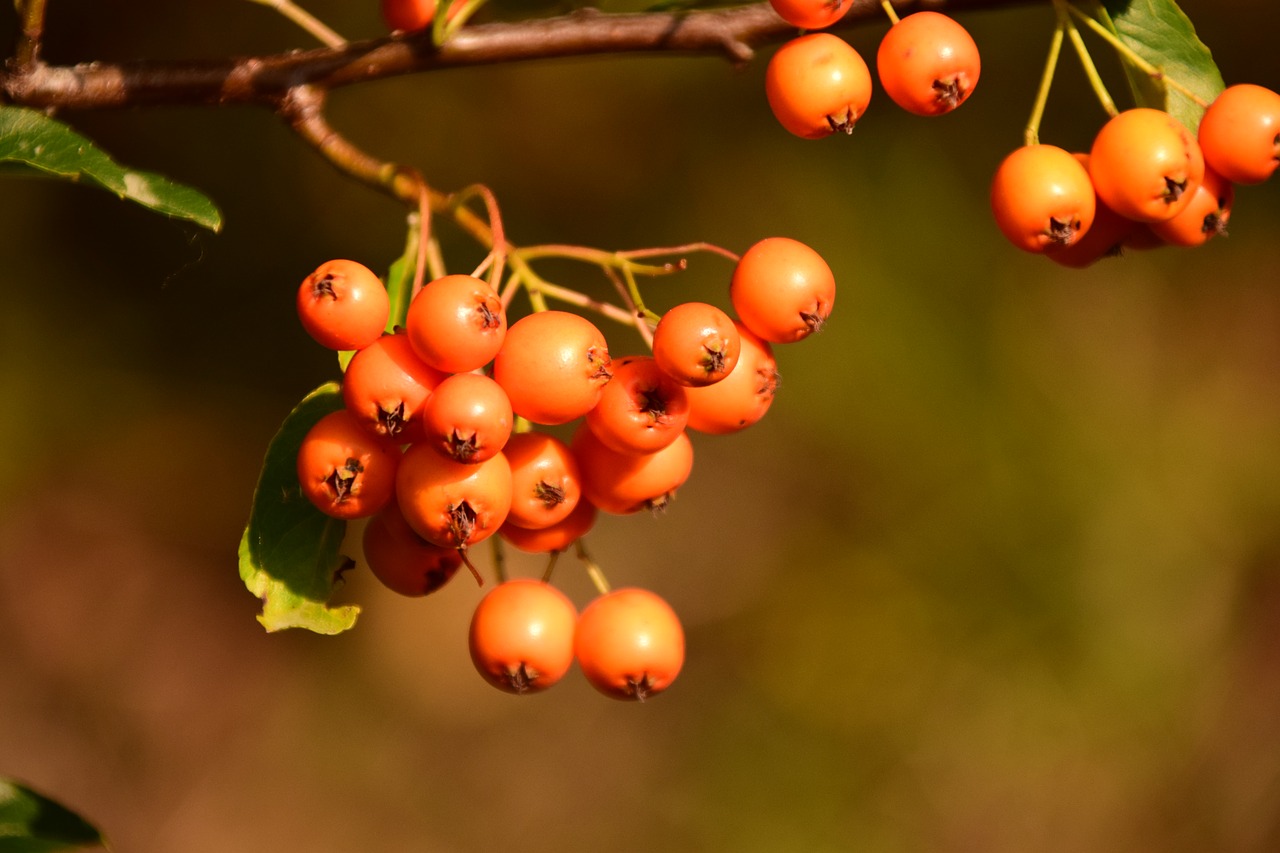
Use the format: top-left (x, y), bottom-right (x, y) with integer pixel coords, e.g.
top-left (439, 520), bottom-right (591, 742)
top-left (3, 1), bottom-right (1280, 850)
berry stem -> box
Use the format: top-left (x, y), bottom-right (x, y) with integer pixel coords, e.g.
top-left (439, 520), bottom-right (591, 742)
top-left (540, 551), bottom-right (561, 584)
top-left (515, 244), bottom-right (676, 277)
top-left (620, 264), bottom-right (652, 323)
top-left (1024, 12), bottom-right (1066, 146)
top-left (617, 242), bottom-right (740, 264)
top-left (1062, 2), bottom-right (1210, 109)
top-left (490, 535), bottom-right (508, 583)
top-left (449, 184), bottom-right (507, 292)
top-left (243, 0), bottom-right (346, 47)
top-left (1057, 4), bottom-right (1118, 118)
top-left (602, 265), bottom-right (655, 349)
top-left (575, 541), bottom-right (612, 596)
top-left (879, 0), bottom-right (901, 25)
top-left (432, 0), bottom-right (488, 46)
top-left (506, 253), bottom-right (638, 325)
top-left (412, 176), bottom-right (433, 297)
top-left (13, 0), bottom-right (46, 68)
top-left (458, 549), bottom-right (485, 586)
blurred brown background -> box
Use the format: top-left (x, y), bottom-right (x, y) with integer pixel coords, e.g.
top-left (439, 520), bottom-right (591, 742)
top-left (3, 1), bottom-right (1280, 850)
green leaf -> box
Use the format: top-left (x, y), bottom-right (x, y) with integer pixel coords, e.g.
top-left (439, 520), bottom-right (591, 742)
top-left (384, 226), bottom-right (418, 335)
top-left (1097, 0), bottom-right (1225, 131)
top-left (0, 779), bottom-right (105, 852)
top-left (0, 105), bottom-right (222, 232)
top-left (239, 382), bottom-right (360, 635)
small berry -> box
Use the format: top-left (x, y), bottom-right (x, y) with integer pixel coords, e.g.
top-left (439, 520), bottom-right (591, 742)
top-left (876, 11), bottom-right (980, 117)
top-left (1197, 83), bottom-right (1280, 186)
top-left (574, 587), bottom-right (685, 702)
top-left (470, 579), bottom-right (578, 695)
top-left (990, 144), bottom-right (1096, 252)
top-left (766, 33), bottom-right (873, 139)
top-left (297, 259), bottom-right (389, 351)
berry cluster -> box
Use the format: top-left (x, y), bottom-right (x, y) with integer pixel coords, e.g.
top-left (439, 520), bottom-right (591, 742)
top-left (991, 84), bottom-right (1280, 267)
top-left (291, 236), bottom-right (835, 699)
top-left (764, 4), bottom-right (981, 138)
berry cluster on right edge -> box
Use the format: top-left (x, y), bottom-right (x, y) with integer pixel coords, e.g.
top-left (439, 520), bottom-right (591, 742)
top-left (992, 85), bottom-right (1280, 267)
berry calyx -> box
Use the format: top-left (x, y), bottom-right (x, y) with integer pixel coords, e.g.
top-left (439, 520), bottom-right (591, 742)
top-left (296, 259), bottom-right (390, 352)
top-left (989, 144), bottom-right (1096, 252)
top-left (574, 587), bottom-right (685, 702)
top-left (492, 310), bottom-right (613, 425)
top-left (405, 274), bottom-right (507, 374)
top-left (730, 237), bottom-right (835, 343)
top-left (469, 579), bottom-right (578, 695)
top-left (766, 33), bottom-right (873, 139)
top-left (876, 11), bottom-right (981, 117)
top-left (296, 409), bottom-right (400, 519)
top-left (1089, 108), bottom-right (1205, 223)
top-left (651, 301), bottom-right (741, 387)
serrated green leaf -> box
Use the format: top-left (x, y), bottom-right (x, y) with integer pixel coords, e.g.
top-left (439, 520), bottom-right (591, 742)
top-left (0, 105), bottom-right (222, 232)
top-left (239, 382), bottom-right (360, 635)
top-left (1097, 0), bottom-right (1224, 131)
top-left (0, 778), bottom-right (105, 853)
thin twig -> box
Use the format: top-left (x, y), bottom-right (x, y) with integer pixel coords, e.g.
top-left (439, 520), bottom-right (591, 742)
top-left (243, 0), bottom-right (346, 47)
top-left (1, 0), bottom-right (1041, 111)
top-left (14, 0), bottom-right (47, 69)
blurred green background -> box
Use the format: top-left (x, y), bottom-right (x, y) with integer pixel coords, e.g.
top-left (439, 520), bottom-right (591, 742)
top-left (3, 1), bottom-right (1280, 850)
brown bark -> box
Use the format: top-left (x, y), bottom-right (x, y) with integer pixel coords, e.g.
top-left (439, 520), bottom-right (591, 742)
top-left (1, 0), bottom-right (1040, 111)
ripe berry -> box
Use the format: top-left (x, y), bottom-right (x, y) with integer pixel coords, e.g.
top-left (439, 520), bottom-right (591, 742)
top-left (1197, 83), bottom-right (1280, 186)
top-left (405, 274), bottom-right (507, 374)
top-left (1089, 108), bottom-right (1205, 223)
top-left (685, 320), bottom-right (779, 435)
top-left (571, 423), bottom-right (694, 515)
top-left (765, 33), bottom-right (872, 139)
top-left (395, 444), bottom-right (512, 549)
top-left (362, 500), bottom-right (463, 596)
top-left (1148, 166), bottom-right (1233, 247)
top-left (989, 144), bottom-right (1096, 252)
top-left (297, 259), bottom-right (389, 352)
top-left (730, 237), bottom-right (835, 343)
top-left (492, 310), bottom-right (613, 425)
top-left (1042, 153), bottom-right (1136, 268)
top-left (296, 409), bottom-right (400, 519)
top-left (585, 355), bottom-right (690, 455)
top-left (768, 0), bottom-right (849, 30)
top-left (876, 11), bottom-right (980, 116)
top-left (574, 587), bottom-right (685, 702)
top-left (469, 579), bottom-right (578, 695)
top-left (419, 372), bottom-right (514, 464)
top-left (341, 331), bottom-right (447, 443)
top-left (503, 431), bottom-right (583, 530)
top-left (651, 302), bottom-right (740, 387)
top-left (381, 0), bottom-right (436, 31)
top-left (499, 497), bottom-right (597, 554)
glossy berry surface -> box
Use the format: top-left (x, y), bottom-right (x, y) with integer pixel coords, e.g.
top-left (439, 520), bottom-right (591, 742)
top-left (297, 259), bottom-right (389, 352)
top-left (876, 11), bottom-right (981, 117)
top-left (766, 33), bottom-right (872, 139)
top-left (469, 579), bottom-right (578, 695)
top-left (730, 237), bottom-right (835, 343)
top-left (989, 144), bottom-right (1096, 252)
top-left (574, 587), bottom-right (685, 702)
top-left (1197, 83), bottom-right (1280, 185)
top-left (1089, 108), bottom-right (1205, 223)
